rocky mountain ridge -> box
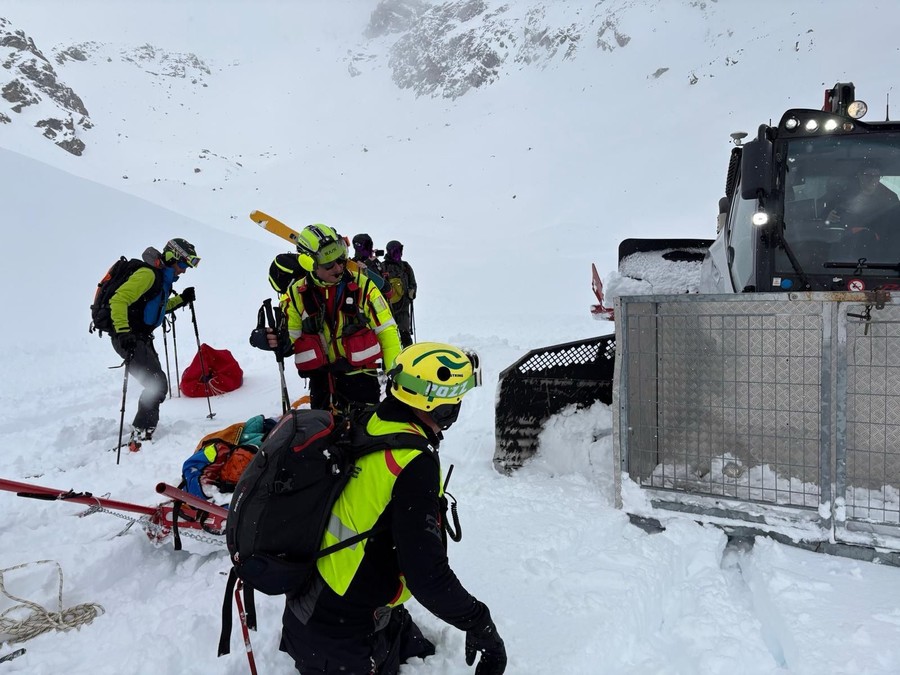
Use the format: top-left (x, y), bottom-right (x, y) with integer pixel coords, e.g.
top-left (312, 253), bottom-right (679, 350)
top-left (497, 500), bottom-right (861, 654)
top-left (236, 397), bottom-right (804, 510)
top-left (1, 17), bottom-right (90, 155)
top-left (357, 0), bottom-right (636, 98)
top-left (2, 0), bottom-right (813, 156)
top-left (1, 16), bottom-right (210, 156)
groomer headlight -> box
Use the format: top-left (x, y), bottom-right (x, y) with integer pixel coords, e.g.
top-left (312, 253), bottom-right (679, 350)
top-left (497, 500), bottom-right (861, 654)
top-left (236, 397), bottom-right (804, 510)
top-left (784, 117), bottom-right (800, 130)
top-left (847, 100), bottom-right (868, 119)
top-left (752, 211), bottom-right (770, 226)
top-left (824, 118), bottom-right (839, 131)
top-left (804, 119), bottom-right (819, 132)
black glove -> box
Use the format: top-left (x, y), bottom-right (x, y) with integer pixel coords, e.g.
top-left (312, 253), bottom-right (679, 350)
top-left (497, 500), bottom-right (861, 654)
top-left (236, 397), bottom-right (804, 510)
top-left (117, 332), bottom-right (137, 353)
top-left (180, 287), bottom-right (196, 304)
top-left (465, 616), bottom-right (506, 675)
top-left (249, 327), bottom-right (294, 358)
top-left (249, 327), bottom-right (274, 351)
top-left (408, 287), bottom-right (417, 300)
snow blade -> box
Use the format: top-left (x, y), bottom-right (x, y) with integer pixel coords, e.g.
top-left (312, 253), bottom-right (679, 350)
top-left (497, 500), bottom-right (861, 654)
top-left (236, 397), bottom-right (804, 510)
top-left (493, 335), bottom-right (615, 473)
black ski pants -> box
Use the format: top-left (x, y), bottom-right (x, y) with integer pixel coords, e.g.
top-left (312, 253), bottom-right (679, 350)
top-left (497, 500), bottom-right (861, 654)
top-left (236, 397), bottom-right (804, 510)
top-left (111, 333), bottom-right (167, 430)
top-left (392, 302), bottom-right (413, 348)
top-left (279, 604), bottom-right (435, 674)
top-left (306, 368), bottom-right (380, 413)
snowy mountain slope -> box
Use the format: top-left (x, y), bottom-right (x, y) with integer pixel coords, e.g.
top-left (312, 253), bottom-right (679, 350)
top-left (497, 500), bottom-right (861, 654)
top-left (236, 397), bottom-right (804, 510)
top-left (3, 144), bottom-right (900, 675)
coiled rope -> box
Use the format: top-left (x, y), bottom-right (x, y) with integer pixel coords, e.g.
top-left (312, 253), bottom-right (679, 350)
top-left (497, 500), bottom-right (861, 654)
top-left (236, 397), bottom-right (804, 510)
top-left (0, 560), bottom-right (104, 644)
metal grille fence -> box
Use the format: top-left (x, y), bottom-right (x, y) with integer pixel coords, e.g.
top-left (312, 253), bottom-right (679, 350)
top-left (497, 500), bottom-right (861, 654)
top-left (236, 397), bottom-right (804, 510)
top-left (614, 292), bottom-right (900, 550)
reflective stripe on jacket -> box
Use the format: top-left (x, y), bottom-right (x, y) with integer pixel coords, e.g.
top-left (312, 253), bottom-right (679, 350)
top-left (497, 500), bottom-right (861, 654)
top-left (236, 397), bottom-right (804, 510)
top-left (315, 414), bottom-right (436, 603)
top-left (283, 268), bottom-right (401, 371)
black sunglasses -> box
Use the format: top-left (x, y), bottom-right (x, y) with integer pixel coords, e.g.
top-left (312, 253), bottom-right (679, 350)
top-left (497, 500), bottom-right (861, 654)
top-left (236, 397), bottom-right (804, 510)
top-left (319, 256), bottom-right (347, 271)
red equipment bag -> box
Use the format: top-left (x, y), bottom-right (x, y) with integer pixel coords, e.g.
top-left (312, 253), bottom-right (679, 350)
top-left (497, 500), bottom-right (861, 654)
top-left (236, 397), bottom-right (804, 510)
top-left (180, 343), bottom-right (244, 397)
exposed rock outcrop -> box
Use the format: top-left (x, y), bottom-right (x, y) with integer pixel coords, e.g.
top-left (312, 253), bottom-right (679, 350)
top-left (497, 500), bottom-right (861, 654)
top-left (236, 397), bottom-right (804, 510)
top-left (1, 17), bottom-right (91, 155)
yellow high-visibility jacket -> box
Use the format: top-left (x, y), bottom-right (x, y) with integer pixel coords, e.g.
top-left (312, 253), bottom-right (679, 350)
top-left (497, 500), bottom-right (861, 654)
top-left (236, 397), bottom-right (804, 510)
top-left (283, 268), bottom-right (400, 372)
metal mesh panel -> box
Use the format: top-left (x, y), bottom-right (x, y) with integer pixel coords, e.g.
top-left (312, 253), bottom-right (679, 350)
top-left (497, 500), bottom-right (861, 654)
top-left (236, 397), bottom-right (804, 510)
top-left (841, 304), bottom-right (900, 525)
top-left (617, 292), bottom-right (900, 548)
top-left (620, 298), bottom-right (823, 510)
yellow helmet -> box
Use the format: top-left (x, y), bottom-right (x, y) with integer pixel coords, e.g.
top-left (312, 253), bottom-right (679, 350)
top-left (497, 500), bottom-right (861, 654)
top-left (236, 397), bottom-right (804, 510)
top-left (388, 342), bottom-right (481, 428)
top-left (296, 224), bottom-right (348, 272)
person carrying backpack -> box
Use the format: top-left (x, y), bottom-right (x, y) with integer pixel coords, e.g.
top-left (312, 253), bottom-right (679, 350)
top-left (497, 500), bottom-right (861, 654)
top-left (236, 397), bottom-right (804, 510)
top-left (106, 238), bottom-right (199, 441)
top-left (382, 239), bottom-right (417, 348)
top-left (252, 224), bottom-right (400, 414)
top-left (278, 342), bottom-right (507, 675)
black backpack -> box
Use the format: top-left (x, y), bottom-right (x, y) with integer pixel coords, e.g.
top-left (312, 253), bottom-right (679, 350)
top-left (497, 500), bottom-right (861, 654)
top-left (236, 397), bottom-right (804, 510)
top-left (89, 256), bottom-right (153, 335)
top-left (218, 408), bottom-right (433, 656)
top-left (267, 252), bottom-right (305, 295)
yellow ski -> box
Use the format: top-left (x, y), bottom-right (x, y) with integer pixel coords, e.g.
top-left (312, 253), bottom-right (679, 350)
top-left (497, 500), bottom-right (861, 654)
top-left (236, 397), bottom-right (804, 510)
top-left (251, 211), bottom-right (360, 273)
top-left (249, 210), bottom-right (301, 246)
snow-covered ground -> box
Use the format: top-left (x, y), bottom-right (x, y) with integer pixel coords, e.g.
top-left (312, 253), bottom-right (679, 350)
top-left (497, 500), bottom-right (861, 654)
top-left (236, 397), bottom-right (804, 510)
top-left (3, 2), bottom-right (900, 673)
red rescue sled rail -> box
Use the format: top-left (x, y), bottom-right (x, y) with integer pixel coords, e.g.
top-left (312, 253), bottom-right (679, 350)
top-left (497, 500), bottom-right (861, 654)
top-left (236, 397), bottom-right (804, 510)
top-left (0, 477), bottom-right (227, 539)
top-left (0, 477), bottom-right (160, 516)
top-left (155, 482), bottom-right (229, 520)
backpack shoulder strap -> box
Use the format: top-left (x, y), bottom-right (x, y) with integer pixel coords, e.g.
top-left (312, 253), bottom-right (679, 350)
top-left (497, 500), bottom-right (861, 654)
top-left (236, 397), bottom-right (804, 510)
top-left (310, 418), bottom-right (433, 561)
top-left (346, 414), bottom-right (434, 462)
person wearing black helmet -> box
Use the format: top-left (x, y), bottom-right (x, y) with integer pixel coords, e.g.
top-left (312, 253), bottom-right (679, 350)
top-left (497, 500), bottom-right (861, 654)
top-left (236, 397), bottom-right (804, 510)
top-left (350, 232), bottom-right (393, 298)
top-left (108, 238), bottom-right (200, 442)
top-left (382, 240), bottom-right (417, 347)
top-left (351, 233), bottom-right (386, 276)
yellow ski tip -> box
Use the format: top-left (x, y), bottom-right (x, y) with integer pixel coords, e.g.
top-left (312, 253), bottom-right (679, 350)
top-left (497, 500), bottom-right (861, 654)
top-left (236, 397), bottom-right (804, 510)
top-left (249, 210), bottom-right (271, 225)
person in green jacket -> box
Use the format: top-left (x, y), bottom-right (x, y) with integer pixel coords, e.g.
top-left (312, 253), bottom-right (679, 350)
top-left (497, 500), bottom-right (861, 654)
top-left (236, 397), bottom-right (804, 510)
top-left (110, 238), bottom-right (199, 441)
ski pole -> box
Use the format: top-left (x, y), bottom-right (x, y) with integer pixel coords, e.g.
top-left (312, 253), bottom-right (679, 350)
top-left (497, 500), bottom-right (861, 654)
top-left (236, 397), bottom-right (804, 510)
top-left (188, 301), bottom-right (216, 419)
top-left (263, 298), bottom-right (291, 414)
top-left (171, 313), bottom-right (181, 397)
top-left (234, 579), bottom-right (259, 675)
top-left (115, 356), bottom-right (131, 466)
top-left (162, 318), bottom-right (173, 399)
top-left (409, 300), bottom-right (416, 344)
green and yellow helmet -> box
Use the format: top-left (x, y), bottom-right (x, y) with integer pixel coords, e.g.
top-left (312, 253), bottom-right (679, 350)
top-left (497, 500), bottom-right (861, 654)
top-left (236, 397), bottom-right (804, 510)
top-left (388, 342), bottom-right (481, 428)
top-left (163, 238), bottom-right (200, 268)
top-left (296, 224), bottom-right (348, 272)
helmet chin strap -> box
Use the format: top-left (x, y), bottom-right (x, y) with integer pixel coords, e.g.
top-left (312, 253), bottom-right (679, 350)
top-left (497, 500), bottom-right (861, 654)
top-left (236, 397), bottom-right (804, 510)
top-left (412, 407), bottom-right (442, 434)
top-left (311, 269), bottom-right (341, 287)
